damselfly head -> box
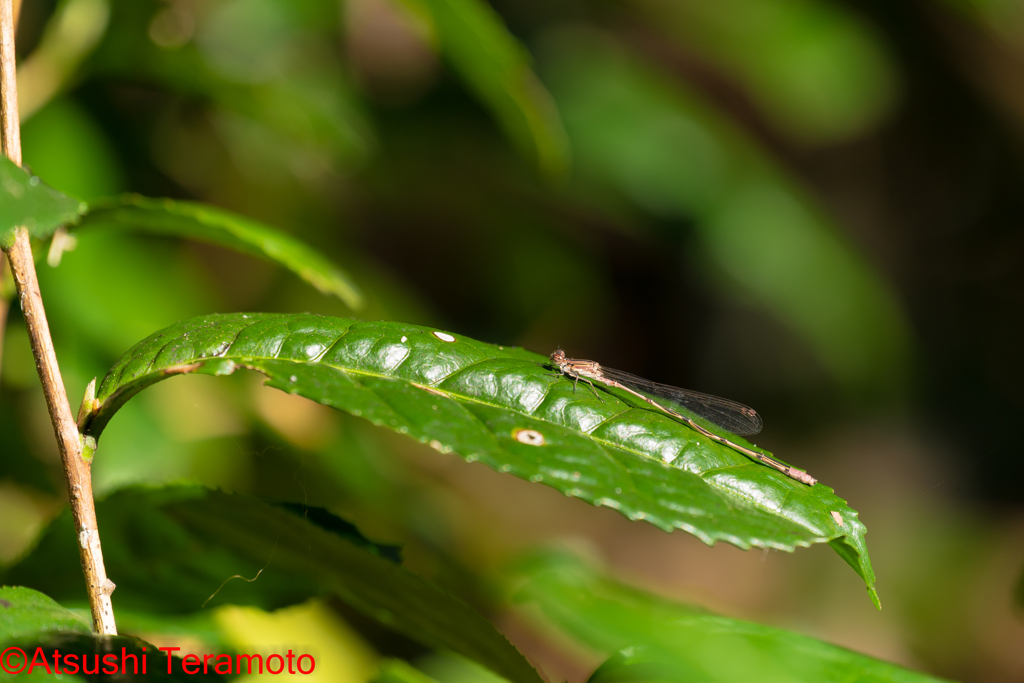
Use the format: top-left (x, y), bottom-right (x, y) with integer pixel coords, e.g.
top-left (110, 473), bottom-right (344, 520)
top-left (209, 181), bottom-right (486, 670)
top-left (550, 349), bottom-right (567, 364)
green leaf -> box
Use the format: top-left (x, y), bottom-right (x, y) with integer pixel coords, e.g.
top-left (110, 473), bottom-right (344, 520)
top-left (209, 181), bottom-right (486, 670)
top-left (512, 553), bottom-right (946, 683)
top-left (4, 486), bottom-right (541, 683)
top-left (588, 644), bottom-right (945, 683)
top-left (397, 0), bottom-right (569, 177)
top-left (0, 156), bottom-right (86, 250)
top-left (81, 312), bottom-right (877, 605)
top-left (0, 587), bottom-right (224, 681)
top-left (373, 659), bottom-right (443, 683)
top-left (72, 195), bottom-right (362, 308)
top-left (0, 587), bottom-right (90, 641)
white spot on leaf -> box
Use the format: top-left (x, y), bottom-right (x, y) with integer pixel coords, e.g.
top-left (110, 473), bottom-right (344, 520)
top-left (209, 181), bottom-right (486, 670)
top-left (514, 429), bottom-right (546, 446)
top-left (433, 331), bottom-right (456, 342)
top-left (831, 511), bottom-right (844, 527)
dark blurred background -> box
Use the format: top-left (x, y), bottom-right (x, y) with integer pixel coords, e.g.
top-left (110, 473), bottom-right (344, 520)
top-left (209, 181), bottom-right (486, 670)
top-left (3, 0), bottom-right (1024, 680)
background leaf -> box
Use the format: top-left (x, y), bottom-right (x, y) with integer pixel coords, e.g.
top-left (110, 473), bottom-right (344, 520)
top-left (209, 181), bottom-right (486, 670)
top-left (16, 0), bottom-right (111, 122)
top-left (0, 586), bottom-right (90, 641)
top-left (373, 659), bottom-right (444, 683)
top-left (72, 195), bottom-right (362, 308)
top-left (633, 0), bottom-right (898, 144)
top-left (80, 312), bottom-right (877, 604)
top-left (397, 0), bottom-right (569, 176)
top-left (3, 486), bottom-right (541, 683)
top-left (90, 0), bottom-right (371, 174)
top-left (511, 553), bottom-right (946, 683)
top-left (0, 587), bottom-right (225, 681)
top-left (0, 156), bottom-right (86, 250)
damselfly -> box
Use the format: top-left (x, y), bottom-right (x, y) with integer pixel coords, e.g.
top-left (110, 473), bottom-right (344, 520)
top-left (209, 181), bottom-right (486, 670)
top-left (549, 349), bottom-right (816, 486)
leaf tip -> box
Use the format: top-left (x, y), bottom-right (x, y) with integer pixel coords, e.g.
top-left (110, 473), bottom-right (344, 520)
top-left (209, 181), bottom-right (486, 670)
top-left (331, 278), bottom-right (364, 310)
top-left (868, 585), bottom-right (882, 610)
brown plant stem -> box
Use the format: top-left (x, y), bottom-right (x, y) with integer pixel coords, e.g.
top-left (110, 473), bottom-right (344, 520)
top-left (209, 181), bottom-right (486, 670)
top-left (1, 0), bottom-right (116, 635)
top-left (0, 259), bottom-right (8, 378)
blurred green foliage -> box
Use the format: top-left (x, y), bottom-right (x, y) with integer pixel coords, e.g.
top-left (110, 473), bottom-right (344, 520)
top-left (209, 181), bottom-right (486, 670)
top-left (4, 0), bottom-right (1024, 680)
top-left (0, 587), bottom-right (227, 680)
top-left (539, 30), bottom-right (910, 396)
top-left (20, 99), bottom-right (123, 199)
top-left (511, 552), bottom-right (945, 683)
top-left (4, 486), bottom-right (541, 683)
top-left (635, 0), bottom-right (898, 143)
top-left (0, 156), bottom-right (85, 248)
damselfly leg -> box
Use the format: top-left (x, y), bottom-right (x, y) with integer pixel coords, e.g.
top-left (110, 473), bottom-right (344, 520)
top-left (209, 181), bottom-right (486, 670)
top-left (547, 348), bottom-right (816, 486)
